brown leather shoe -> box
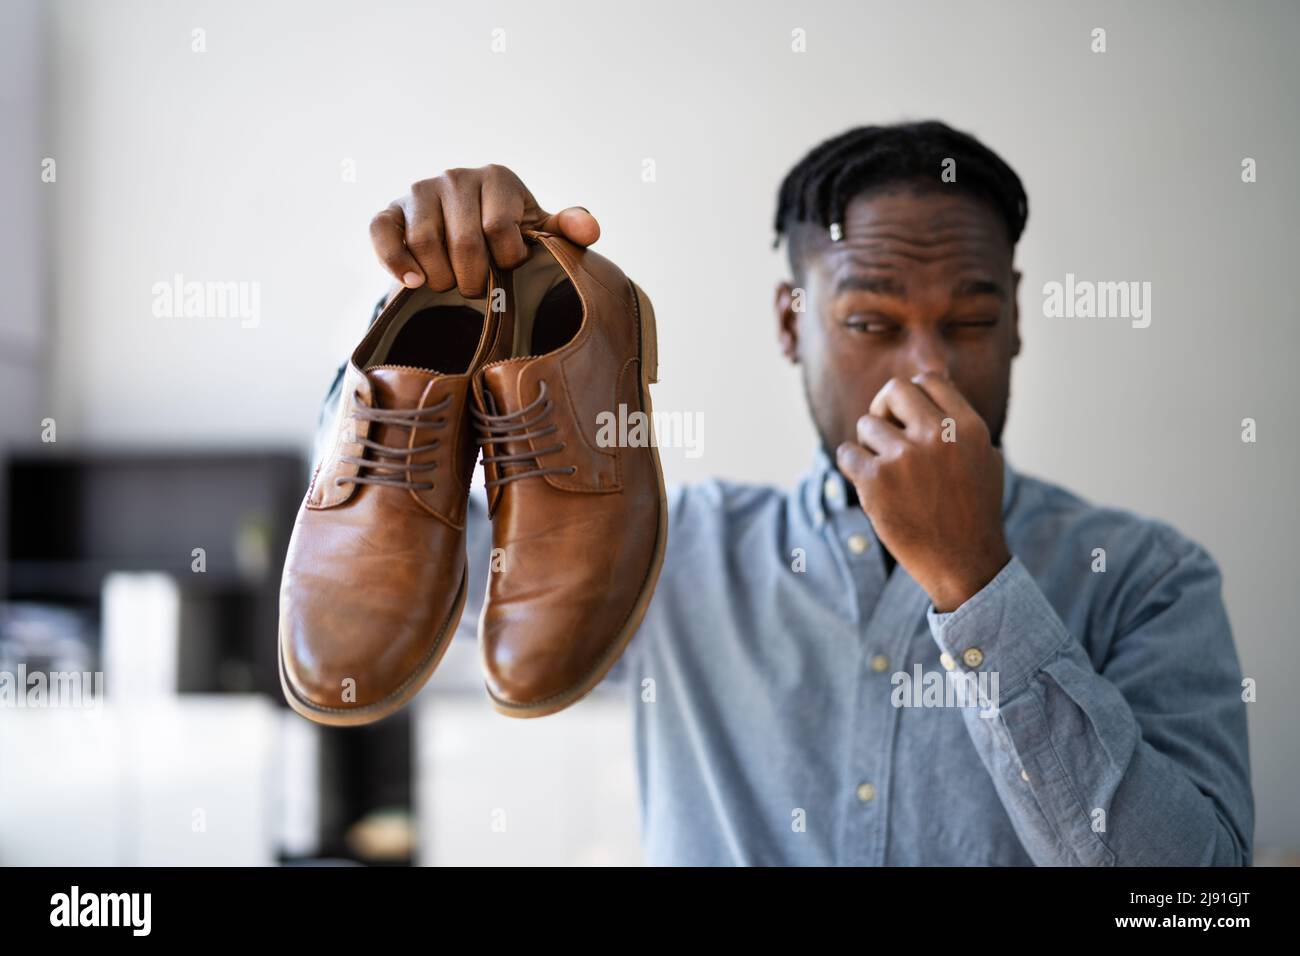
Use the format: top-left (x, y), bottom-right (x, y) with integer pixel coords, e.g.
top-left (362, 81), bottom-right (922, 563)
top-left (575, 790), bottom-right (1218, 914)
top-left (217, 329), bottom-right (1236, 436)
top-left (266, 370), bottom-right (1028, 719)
top-left (279, 279), bottom-right (511, 726)
top-left (470, 230), bottom-right (667, 718)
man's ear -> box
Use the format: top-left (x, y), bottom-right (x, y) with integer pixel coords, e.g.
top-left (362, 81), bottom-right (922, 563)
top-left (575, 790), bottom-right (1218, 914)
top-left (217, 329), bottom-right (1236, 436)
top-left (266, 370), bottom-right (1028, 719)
top-left (1010, 268), bottom-right (1022, 358)
top-left (775, 281), bottom-right (800, 364)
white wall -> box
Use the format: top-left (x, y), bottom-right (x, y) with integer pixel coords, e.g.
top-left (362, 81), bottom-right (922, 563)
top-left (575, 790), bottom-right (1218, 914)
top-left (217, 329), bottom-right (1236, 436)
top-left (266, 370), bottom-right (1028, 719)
top-left (0, 0), bottom-right (45, 444)
top-left (44, 0), bottom-right (1300, 855)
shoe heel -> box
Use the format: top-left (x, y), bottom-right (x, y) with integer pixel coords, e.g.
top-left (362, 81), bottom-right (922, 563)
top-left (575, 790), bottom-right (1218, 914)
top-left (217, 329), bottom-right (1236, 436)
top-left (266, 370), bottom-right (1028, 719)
top-left (631, 281), bottom-right (659, 385)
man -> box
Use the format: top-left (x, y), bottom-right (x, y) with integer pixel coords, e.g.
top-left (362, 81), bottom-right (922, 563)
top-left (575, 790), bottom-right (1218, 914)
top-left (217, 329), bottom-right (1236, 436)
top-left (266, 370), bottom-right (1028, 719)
top-left (327, 120), bottom-right (1252, 865)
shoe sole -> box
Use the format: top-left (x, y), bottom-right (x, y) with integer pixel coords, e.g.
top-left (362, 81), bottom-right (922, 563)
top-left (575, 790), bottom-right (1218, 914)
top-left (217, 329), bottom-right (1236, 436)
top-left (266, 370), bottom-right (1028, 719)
top-left (484, 278), bottom-right (668, 718)
top-left (278, 566), bottom-right (468, 727)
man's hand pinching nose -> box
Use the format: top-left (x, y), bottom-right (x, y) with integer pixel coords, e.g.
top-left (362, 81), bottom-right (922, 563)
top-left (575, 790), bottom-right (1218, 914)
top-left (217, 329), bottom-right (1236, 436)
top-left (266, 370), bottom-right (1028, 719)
top-left (836, 371), bottom-right (1011, 613)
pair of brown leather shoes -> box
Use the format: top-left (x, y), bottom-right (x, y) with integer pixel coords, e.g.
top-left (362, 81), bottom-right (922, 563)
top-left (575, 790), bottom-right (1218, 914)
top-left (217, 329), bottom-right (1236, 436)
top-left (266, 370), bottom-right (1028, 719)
top-left (279, 231), bottom-right (666, 725)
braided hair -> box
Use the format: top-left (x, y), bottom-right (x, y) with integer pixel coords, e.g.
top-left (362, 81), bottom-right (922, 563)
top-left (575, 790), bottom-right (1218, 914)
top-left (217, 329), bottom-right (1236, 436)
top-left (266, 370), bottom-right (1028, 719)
top-left (774, 120), bottom-right (1028, 281)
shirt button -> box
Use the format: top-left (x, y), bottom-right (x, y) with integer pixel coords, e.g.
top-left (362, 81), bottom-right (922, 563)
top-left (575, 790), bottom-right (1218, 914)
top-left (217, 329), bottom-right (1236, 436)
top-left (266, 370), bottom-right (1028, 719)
top-left (962, 647), bottom-right (985, 668)
top-left (856, 783), bottom-right (876, 802)
top-left (1020, 769), bottom-right (1030, 783)
top-left (870, 654), bottom-right (890, 673)
top-left (939, 652), bottom-right (956, 671)
top-left (846, 533), bottom-right (869, 554)
top-left (823, 478), bottom-right (841, 503)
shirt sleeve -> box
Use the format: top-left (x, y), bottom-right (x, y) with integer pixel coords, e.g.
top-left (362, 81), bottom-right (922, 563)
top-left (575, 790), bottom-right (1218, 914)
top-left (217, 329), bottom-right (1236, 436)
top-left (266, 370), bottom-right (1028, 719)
top-left (925, 549), bottom-right (1253, 866)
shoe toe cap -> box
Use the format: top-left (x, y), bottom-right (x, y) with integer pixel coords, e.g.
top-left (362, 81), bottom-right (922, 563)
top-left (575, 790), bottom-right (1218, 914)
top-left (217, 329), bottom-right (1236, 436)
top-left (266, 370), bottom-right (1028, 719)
top-left (280, 569), bottom-right (463, 718)
top-left (479, 590), bottom-right (629, 711)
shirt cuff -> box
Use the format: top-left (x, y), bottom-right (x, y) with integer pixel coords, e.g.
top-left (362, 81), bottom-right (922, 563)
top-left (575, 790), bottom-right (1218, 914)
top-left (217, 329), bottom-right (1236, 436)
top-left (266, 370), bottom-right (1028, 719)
top-left (925, 555), bottom-right (1073, 699)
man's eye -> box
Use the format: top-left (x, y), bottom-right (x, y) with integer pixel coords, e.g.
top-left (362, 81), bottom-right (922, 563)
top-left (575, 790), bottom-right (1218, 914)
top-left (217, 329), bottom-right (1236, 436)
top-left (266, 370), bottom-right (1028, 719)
top-left (845, 316), bottom-right (896, 333)
top-left (948, 318), bottom-right (998, 332)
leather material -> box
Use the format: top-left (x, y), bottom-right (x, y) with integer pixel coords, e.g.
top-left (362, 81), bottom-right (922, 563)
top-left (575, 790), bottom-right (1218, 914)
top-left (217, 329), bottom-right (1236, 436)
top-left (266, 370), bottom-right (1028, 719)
top-left (307, 362), bottom-right (374, 509)
top-left (279, 276), bottom-right (512, 725)
top-left (472, 230), bottom-right (667, 717)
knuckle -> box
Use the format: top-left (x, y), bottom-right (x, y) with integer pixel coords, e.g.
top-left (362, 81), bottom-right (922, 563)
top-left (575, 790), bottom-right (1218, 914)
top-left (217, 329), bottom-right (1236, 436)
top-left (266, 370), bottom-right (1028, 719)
top-left (406, 229), bottom-right (442, 256)
top-left (481, 216), bottom-right (516, 240)
top-left (447, 235), bottom-right (482, 259)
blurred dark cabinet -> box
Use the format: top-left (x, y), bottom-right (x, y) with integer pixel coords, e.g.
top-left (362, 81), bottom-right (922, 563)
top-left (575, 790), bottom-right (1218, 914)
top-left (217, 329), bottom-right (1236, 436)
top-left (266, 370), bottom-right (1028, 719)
top-left (1, 449), bottom-right (307, 697)
top-left (1, 448), bottom-right (415, 864)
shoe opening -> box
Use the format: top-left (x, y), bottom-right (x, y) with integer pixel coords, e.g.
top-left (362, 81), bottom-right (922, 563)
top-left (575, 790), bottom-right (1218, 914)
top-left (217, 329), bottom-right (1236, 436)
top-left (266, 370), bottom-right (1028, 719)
top-left (506, 247), bottom-right (583, 358)
top-left (383, 305), bottom-right (485, 373)
top-left (529, 280), bottom-right (582, 355)
top-left (361, 285), bottom-right (488, 375)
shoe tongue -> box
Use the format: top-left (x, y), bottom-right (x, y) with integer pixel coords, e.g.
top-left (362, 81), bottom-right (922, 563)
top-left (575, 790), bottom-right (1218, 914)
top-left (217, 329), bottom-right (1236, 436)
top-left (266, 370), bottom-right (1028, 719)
top-left (480, 360), bottom-right (528, 412)
top-left (478, 361), bottom-right (542, 486)
top-left (367, 365), bottom-right (439, 409)
top-left (365, 366), bottom-right (443, 453)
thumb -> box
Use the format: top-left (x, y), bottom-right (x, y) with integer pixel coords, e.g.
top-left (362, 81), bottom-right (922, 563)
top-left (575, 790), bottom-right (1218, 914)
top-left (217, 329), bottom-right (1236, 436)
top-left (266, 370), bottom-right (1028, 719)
top-left (836, 441), bottom-right (872, 486)
top-left (538, 206), bottom-right (601, 247)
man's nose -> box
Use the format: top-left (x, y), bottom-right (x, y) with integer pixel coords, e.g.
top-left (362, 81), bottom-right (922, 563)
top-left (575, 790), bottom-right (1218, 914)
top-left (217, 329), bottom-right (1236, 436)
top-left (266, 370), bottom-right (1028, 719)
top-left (901, 332), bottom-right (950, 380)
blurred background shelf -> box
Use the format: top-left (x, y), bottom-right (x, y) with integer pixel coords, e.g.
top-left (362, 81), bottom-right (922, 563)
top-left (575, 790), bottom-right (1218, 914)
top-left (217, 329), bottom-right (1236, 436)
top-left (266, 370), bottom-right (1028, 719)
top-left (3, 450), bottom-right (305, 697)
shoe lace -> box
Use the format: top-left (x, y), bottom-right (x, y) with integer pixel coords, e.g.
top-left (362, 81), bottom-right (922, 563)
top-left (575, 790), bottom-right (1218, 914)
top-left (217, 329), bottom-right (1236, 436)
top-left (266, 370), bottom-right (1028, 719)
top-left (335, 390), bottom-right (452, 491)
top-left (471, 380), bottom-right (577, 488)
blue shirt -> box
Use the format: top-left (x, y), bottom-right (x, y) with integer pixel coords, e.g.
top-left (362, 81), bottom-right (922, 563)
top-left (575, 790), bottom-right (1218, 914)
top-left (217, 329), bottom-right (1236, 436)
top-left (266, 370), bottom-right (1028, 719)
top-left (319, 312), bottom-right (1254, 867)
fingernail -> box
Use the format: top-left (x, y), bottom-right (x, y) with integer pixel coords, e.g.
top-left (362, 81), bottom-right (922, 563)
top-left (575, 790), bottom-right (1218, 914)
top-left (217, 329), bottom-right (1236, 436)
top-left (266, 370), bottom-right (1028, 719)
top-left (402, 271), bottom-right (423, 288)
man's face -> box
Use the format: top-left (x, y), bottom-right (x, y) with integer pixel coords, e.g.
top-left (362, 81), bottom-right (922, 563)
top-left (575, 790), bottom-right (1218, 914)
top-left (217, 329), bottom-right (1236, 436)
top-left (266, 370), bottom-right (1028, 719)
top-left (776, 187), bottom-right (1021, 456)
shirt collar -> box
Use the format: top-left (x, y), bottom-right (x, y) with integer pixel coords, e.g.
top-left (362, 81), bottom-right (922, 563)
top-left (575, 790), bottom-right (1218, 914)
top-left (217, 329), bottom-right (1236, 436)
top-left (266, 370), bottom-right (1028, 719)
top-left (801, 443), bottom-right (1019, 525)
